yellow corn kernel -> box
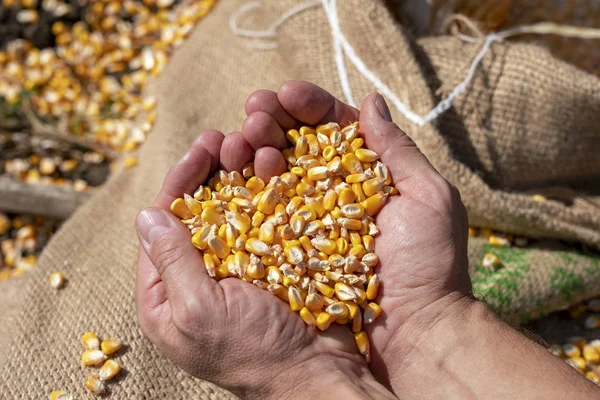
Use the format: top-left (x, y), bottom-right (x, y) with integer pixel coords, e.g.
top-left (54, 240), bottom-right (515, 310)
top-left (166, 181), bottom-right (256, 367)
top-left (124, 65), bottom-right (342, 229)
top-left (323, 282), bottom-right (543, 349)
top-left (532, 194), bottom-right (547, 202)
top-left (170, 198), bottom-right (193, 219)
top-left (563, 343), bottom-right (581, 358)
top-left (489, 235), bottom-right (510, 247)
top-left (246, 176), bottom-right (265, 193)
top-left (218, 224), bottom-right (227, 240)
top-left (362, 178), bottom-right (385, 197)
top-left (286, 129), bottom-right (300, 145)
top-left (208, 236), bottom-right (230, 259)
top-left (311, 236), bottom-right (337, 255)
top-left (314, 281), bottom-right (335, 298)
top-left (321, 145), bottom-right (336, 161)
top-left (354, 331), bottom-right (371, 362)
top-left (257, 189), bottom-right (278, 215)
top-left (282, 148), bottom-right (296, 164)
top-left (85, 375), bottom-right (106, 395)
top-left (290, 166), bottom-right (306, 177)
top-left (586, 371), bottom-right (600, 384)
top-left (352, 309), bottom-right (363, 333)
top-left (382, 186), bottom-right (399, 195)
top-left (338, 188), bottom-right (356, 207)
top-left (334, 282), bottom-right (358, 301)
top-left (336, 238), bottom-right (349, 255)
top-left (295, 205), bottom-right (317, 222)
top-left (316, 312), bottom-right (336, 331)
top-left (81, 332), bottom-right (100, 350)
top-left (297, 235), bottom-right (313, 252)
top-left (341, 153), bottom-right (363, 174)
top-left (362, 193), bottom-right (388, 216)
top-left (294, 136), bottom-right (309, 159)
top-left (192, 226), bottom-right (212, 250)
top-left (203, 253), bottom-right (217, 277)
top-left (583, 345), bottom-right (600, 364)
top-left (352, 183), bottom-right (367, 202)
top-left (306, 165), bottom-right (327, 181)
top-left (340, 203), bottom-right (365, 219)
top-left (245, 238), bottom-right (271, 256)
top-left (350, 138), bottom-right (364, 152)
top-left (266, 266), bottom-right (283, 284)
top-left (300, 307), bottom-right (316, 326)
top-left (346, 173), bottom-right (369, 184)
top-left (362, 253), bottom-right (379, 268)
top-left (567, 357), bottom-right (587, 372)
top-left (290, 216), bottom-right (306, 237)
top-left (346, 302), bottom-right (360, 319)
top-left (99, 359), bottom-right (121, 381)
top-left (305, 293), bottom-right (325, 311)
top-left (364, 303), bottom-right (382, 324)
top-left (49, 390), bottom-right (73, 400)
top-left (329, 223), bottom-right (341, 240)
top-left (100, 338), bottom-right (122, 355)
top-left (362, 235), bottom-right (375, 252)
top-left (49, 272), bottom-right (65, 289)
top-left (258, 223), bottom-right (275, 244)
top-left (284, 245), bottom-right (305, 265)
top-left (201, 207), bottom-right (225, 226)
top-left (216, 262), bottom-right (229, 279)
top-left (328, 254), bottom-right (345, 268)
top-left (482, 253), bottom-right (500, 270)
top-left (349, 232), bottom-right (362, 246)
top-left (366, 274), bottom-right (379, 300)
top-left (322, 190), bottom-right (337, 211)
top-left (339, 218), bottom-right (362, 231)
top-left (248, 210), bottom-right (264, 228)
top-left (184, 193), bottom-right (203, 215)
top-left (355, 148), bottom-right (379, 162)
top-left (326, 302), bottom-right (349, 320)
top-left (301, 126), bottom-right (318, 136)
top-left (288, 285), bottom-right (304, 311)
top-left (246, 258), bottom-right (265, 280)
top-left (82, 349), bottom-right (107, 366)
top-left (305, 134), bottom-right (320, 155)
top-left (296, 181), bottom-right (316, 197)
top-left (225, 223), bottom-right (238, 248)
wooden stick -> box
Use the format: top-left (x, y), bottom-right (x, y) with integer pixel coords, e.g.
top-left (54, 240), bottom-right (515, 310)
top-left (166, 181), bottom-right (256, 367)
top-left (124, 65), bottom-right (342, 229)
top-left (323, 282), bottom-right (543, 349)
top-left (0, 176), bottom-right (92, 219)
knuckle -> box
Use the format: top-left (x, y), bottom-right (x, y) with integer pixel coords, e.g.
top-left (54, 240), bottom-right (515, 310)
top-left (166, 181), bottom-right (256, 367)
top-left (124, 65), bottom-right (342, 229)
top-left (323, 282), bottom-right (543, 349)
top-left (151, 236), bottom-right (186, 277)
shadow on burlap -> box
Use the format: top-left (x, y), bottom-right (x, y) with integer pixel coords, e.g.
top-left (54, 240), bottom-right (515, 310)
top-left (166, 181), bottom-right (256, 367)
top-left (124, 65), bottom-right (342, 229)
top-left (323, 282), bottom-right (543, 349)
top-left (1, 0), bottom-right (599, 397)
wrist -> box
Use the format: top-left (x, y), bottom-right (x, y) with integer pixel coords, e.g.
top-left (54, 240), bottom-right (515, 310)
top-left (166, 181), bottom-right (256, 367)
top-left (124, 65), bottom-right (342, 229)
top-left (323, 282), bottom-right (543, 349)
top-left (246, 352), bottom-right (397, 400)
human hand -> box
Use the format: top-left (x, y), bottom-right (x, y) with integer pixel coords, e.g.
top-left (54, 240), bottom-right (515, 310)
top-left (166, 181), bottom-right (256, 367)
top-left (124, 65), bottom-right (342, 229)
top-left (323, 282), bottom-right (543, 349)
top-left (135, 87), bottom-right (397, 399)
top-left (246, 81), bottom-right (473, 392)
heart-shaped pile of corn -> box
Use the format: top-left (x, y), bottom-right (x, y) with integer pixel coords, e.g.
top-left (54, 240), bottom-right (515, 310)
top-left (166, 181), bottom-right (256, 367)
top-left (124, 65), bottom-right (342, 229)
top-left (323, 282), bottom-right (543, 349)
top-left (170, 122), bottom-right (397, 362)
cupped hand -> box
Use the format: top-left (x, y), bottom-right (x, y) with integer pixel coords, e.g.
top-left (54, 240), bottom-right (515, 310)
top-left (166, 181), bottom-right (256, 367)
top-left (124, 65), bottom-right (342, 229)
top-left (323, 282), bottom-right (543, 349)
top-left (246, 81), bottom-right (473, 392)
top-left (135, 86), bottom-right (397, 399)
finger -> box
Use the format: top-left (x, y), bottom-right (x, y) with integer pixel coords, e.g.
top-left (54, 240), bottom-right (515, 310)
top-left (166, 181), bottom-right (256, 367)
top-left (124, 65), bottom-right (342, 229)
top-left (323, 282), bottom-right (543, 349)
top-left (136, 207), bottom-right (221, 312)
top-left (277, 80), bottom-right (359, 126)
top-left (219, 131), bottom-right (254, 172)
top-left (152, 142), bottom-right (213, 209)
top-left (245, 89), bottom-right (297, 130)
top-left (192, 129), bottom-right (225, 173)
top-left (136, 245), bottom-right (168, 333)
top-left (242, 111), bottom-right (288, 150)
top-left (359, 93), bottom-right (441, 187)
top-left (254, 146), bottom-right (287, 182)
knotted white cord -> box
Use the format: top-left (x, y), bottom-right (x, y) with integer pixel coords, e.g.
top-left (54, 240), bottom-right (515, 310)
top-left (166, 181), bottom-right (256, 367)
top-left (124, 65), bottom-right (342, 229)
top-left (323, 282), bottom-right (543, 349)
top-left (230, 1), bottom-right (600, 127)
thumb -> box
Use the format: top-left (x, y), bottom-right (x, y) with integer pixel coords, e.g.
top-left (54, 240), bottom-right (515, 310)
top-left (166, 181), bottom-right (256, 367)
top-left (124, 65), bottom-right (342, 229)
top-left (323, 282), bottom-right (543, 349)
top-left (359, 93), bottom-right (440, 187)
top-left (136, 207), bottom-right (218, 310)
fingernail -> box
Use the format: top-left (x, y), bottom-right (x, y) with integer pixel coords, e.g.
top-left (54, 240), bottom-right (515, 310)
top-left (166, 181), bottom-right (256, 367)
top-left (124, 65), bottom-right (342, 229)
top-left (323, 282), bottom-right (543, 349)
top-left (136, 208), bottom-right (172, 251)
top-left (375, 94), bottom-right (392, 122)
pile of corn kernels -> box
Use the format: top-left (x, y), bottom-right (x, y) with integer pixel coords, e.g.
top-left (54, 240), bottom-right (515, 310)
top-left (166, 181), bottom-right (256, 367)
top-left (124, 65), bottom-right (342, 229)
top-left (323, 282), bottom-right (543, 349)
top-left (546, 298), bottom-right (600, 385)
top-left (1, 132), bottom-right (109, 189)
top-left (0, 211), bottom-right (60, 280)
top-left (170, 122), bottom-right (397, 361)
top-left (0, 0), bottom-right (216, 153)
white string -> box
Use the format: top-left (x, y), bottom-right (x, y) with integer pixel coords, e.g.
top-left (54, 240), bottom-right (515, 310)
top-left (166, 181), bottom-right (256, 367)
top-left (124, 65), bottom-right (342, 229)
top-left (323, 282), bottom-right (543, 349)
top-left (230, 2), bottom-right (600, 127)
top-left (321, 0), bottom-right (356, 107)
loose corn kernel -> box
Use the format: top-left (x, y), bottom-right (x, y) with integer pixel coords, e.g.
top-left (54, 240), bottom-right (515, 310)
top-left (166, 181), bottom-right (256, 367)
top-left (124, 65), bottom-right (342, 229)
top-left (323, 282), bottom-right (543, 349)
top-left (50, 272), bottom-right (66, 289)
top-left (354, 331), bottom-right (371, 362)
top-left (85, 376), bottom-right (106, 395)
top-left (352, 310), bottom-right (363, 333)
top-left (362, 193), bottom-right (388, 216)
top-left (489, 235), bottom-right (510, 247)
top-left (316, 312), bottom-right (336, 331)
top-left (567, 336), bottom-right (587, 349)
top-left (246, 176), bottom-right (265, 193)
top-left (315, 281), bottom-right (335, 298)
top-left (49, 391), bottom-right (73, 400)
top-left (245, 238), bottom-right (271, 256)
top-left (366, 274), bottom-right (379, 300)
top-left (300, 307), bottom-right (316, 326)
top-left (101, 338), bottom-right (122, 355)
top-left (563, 343), bottom-right (581, 358)
top-left (170, 198), bottom-right (193, 219)
top-left (286, 129), bottom-right (300, 145)
top-left (289, 285), bottom-right (304, 311)
top-left (583, 345), bottom-right (600, 364)
top-left (586, 371), bottom-right (600, 384)
top-left (362, 178), bottom-right (385, 197)
top-left (364, 303), bottom-right (382, 324)
top-left (99, 359), bottom-right (121, 381)
top-left (567, 357), bottom-right (587, 372)
top-left (363, 235), bottom-right (375, 252)
top-left (482, 253), bottom-right (500, 270)
top-left (82, 349), bottom-right (107, 366)
top-left (355, 148), bottom-right (378, 162)
top-left (81, 332), bottom-right (100, 350)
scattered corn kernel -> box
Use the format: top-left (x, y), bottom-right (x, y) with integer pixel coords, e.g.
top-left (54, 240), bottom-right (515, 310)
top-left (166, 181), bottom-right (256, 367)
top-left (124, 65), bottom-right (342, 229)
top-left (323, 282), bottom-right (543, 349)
top-left (81, 332), bottom-right (100, 350)
top-left (99, 359), bottom-right (121, 381)
top-left (49, 391), bottom-right (73, 400)
top-left (49, 272), bottom-right (65, 289)
top-left (101, 338), bottom-right (122, 355)
top-left (482, 253), bottom-right (500, 270)
top-left (82, 349), bottom-right (107, 366)
top-left (85, 376), bottom-right (106, 395)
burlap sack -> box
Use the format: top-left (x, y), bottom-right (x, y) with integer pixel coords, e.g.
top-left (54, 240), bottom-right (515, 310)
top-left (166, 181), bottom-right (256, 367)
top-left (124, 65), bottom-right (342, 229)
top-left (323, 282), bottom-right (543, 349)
top-left (2, 0), bottom-right (600, 397)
